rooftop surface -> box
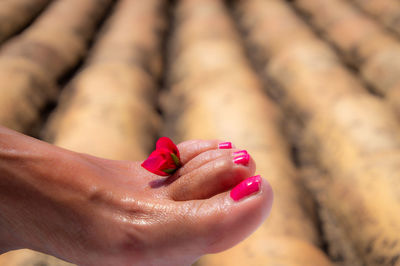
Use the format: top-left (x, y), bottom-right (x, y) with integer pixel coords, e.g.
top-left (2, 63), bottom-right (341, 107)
top-left (0, 0), bottom-right (399, 265)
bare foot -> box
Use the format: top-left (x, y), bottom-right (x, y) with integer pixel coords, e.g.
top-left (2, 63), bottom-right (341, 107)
top-left (0, 128), bottom-right (273, 266)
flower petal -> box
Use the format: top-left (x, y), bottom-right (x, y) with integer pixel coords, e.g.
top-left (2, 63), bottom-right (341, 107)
top-left (141, 137), bottom-right (182, 176)
top-left (141, 153), bottom-right (169, 176)
top-left (156, 137), bottom-right (180, 157)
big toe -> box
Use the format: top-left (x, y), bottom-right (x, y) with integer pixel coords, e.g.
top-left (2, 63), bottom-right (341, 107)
top-left (178, 176), bottom-right (273, 254)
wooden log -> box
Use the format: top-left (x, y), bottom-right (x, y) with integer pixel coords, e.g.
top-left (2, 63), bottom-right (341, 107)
top-left (165, 0), bottom-right (333, 265)
top-left (236, 0), bottom-right (400, 265)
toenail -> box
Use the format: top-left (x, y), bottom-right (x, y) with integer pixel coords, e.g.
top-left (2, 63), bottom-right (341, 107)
top-left (233, 152), bottom-right (250, 166)
top-left (233, 150), bottom-right (248, 156)
top-left (230, 175), bottom-right (262, 201)
top-left (219, 142), bottom-right (233, 149)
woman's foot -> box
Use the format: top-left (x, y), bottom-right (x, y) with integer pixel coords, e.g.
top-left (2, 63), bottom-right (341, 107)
top-left (0, 130), bottom-right (273, 266)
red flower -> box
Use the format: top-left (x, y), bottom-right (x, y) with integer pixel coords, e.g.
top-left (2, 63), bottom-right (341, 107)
top-left (141, 137), bottom-right (182, 176)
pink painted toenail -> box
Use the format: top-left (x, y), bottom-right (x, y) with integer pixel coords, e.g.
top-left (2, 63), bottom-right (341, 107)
top-left (233, 152), bottom-right (250, 165)
top-left (219, 142), bottom-right (233, 149)
top-left (233, 150), bottom-right (248, 156)
top-left (230, 175), bottom-right (262, 201)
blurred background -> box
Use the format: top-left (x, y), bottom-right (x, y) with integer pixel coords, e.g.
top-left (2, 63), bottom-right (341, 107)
top-left (0, 0), bottom-right (400, 265)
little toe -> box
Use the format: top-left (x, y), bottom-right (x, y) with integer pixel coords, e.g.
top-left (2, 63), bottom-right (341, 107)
top-left (177, 139), bottom-right (234, 164)
top-left (168, 150), bottom-right (256, 201)
top-left (175, 149), bottom-right (235, 177)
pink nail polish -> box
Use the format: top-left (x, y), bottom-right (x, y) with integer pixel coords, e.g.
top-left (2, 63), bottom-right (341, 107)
top-left (230, 175), bottom-right (262, 201)
top-left (233, 150), bottom-right (248, 156)
top-left (233, 152), bottom-right (250, 165)
top-left (219, 142), bottom-right (233, 149)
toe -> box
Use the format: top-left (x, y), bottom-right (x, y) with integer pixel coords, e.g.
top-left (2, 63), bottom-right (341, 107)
top-left (175, 149), bottom-right (235, 177)
top-left (177, 139), bottom-right (234, 164)
top-left (167, 150), bottom-right (256, 201)
top-left (177, 176), bottom-right (273, 254)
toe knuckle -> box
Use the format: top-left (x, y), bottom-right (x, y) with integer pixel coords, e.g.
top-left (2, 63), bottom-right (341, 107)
top-left (214, 158), bottom-right (231, 172)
